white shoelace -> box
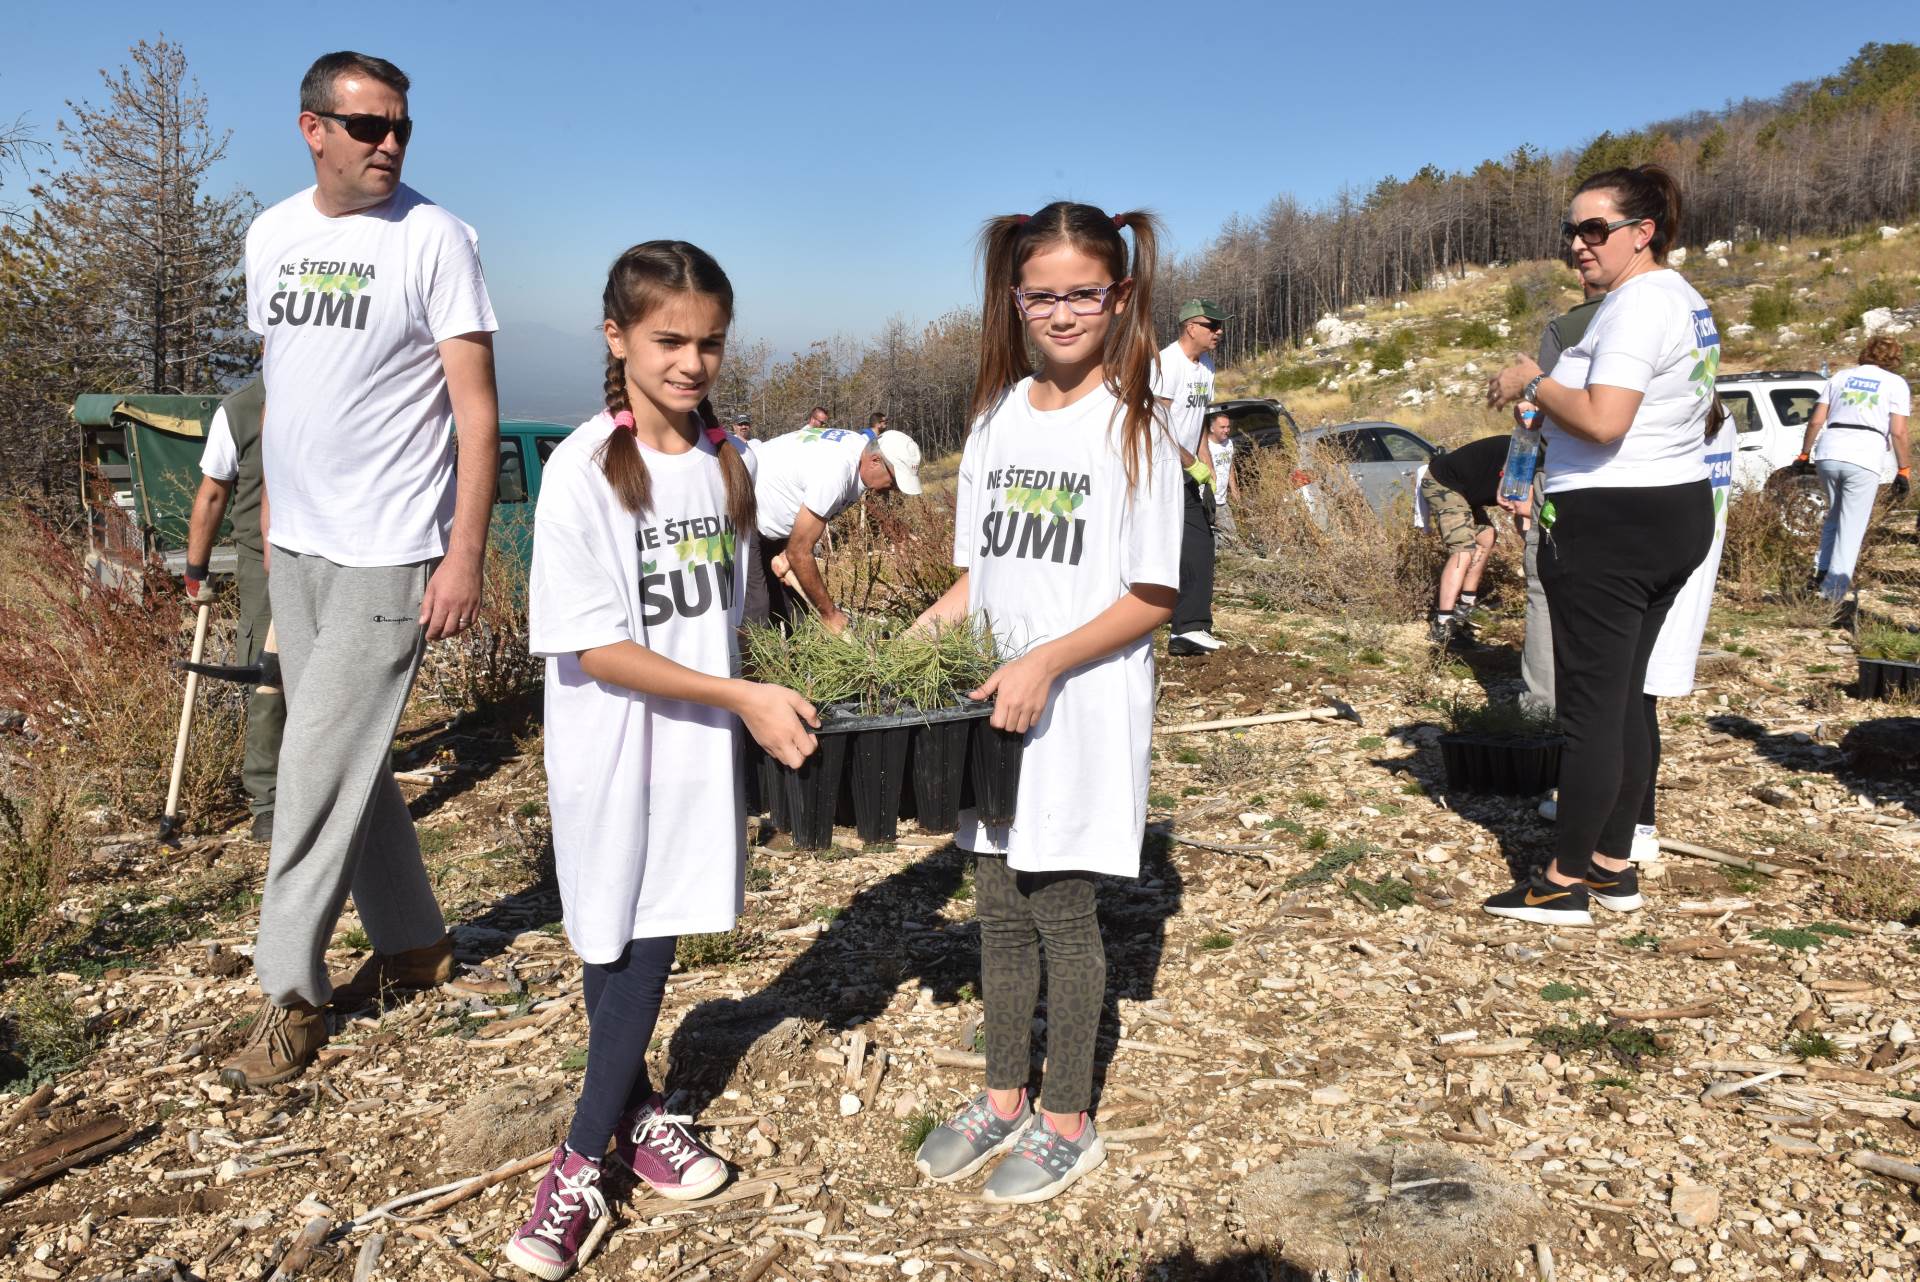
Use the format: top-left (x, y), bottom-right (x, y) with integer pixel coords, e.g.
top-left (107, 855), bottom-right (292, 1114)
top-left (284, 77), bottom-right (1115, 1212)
top-left (532, 1166), bottom-right (607, 1244)
top-left (637, 1113), bottom-right (703, 1171)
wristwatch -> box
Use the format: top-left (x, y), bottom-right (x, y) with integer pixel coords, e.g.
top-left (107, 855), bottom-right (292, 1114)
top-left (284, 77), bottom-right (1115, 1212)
top-left (1522, 374), bottom-right (1545, 404)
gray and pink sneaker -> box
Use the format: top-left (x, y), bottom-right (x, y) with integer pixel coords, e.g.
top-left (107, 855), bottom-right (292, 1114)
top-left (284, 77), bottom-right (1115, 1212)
top-left (504, 1146), bottom-right (609, 1280)
top-left (612, 1094), bottom-right (729, 1200)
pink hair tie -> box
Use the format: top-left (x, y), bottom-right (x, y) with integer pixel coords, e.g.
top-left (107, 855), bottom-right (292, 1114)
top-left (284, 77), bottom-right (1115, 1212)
top-left (1014, 214), bottom-right (1030, 225)
top-left (705, 425), bottom-right (728, 446)
top-left (1112, 213), bottom-right (1125, 229)
top-left (611, 410), bottom-right (636, 433)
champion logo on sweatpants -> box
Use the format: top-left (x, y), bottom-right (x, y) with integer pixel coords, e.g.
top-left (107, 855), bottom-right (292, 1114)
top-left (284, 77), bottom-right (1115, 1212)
top-left (371, 614), bottom-right (416, 623)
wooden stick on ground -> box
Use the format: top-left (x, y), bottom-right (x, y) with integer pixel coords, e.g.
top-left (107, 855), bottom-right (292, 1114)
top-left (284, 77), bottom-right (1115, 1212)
top-left (0, 1085), bottom-right (54, 1138)
top-left (1160, 706), bottom-right (1355, 735)
top-left (0, 1116), bottom-right (141, 1205)
top-left (739, 1243), bottom-right (785, 1282)
top-left (1848, 1149), bottom-right (1920, 1186)
top-left (352, 1234), bottom-right (385, 1282)
top-left (1610, 1003), bottom-right (1720, 1021)
top-left (403, 1147), bottom-right (555, 1219)
top-left (266, 1215), bottom-right (332, 1281)
top-left (1657, 838), bottom-right (1798, 877)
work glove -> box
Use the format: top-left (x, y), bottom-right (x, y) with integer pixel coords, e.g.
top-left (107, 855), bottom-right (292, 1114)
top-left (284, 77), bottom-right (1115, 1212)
top-left (1789, 455), bottom-right (1815, 477)
top-left (182, 566), bottom-right (214, 605)
top-left (1893, 470), bottom-right (1911, 500)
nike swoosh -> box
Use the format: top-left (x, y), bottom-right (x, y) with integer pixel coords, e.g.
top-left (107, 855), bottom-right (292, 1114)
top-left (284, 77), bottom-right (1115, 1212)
top-left (1586, 880), bottom-right (1620, 890)
top-left (1524, 890), bottom-right (1570, 906)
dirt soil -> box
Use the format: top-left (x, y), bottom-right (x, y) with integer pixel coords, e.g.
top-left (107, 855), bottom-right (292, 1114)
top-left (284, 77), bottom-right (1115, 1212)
top-left (3, 575), bottom-right (1920, 1281)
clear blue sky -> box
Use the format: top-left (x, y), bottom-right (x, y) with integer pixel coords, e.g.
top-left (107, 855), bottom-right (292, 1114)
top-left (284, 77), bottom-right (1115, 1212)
top-left (7, 1), bottom-right (1912, 363)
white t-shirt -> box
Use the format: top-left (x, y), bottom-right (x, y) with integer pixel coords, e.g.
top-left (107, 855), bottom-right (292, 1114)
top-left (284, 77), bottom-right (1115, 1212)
top-left (1646, 419), bottom-right (1735, 697)
top-left (749, 427), bottom-right (869, 539)
top-left (951, 380), bottom-right (1182, 876)
top-left (245, 183), bottom-right (497, 566)
top-left (1154, 342), bottom-right (1215, 456)
top-left (1208, 436), bottom-right (1235, 504)
top-left (198, 407), bottom-right (239, 482)
top-left (528, 415), bottom-right (753, 962)
top-left (1541, 269), bottom-right (1715, 494)
top-left (1812, 363), bottom-right (1910, 472)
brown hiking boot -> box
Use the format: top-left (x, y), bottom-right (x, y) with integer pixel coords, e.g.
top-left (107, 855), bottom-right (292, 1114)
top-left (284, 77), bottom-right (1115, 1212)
top-left (328, 934), bottom-right (455, 1009)
top-left (219, 999), bottom-right (327, 1090)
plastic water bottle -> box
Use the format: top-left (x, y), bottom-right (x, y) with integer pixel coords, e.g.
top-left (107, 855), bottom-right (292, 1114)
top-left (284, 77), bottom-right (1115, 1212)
top-left (1498, 411), bottom-right (1541, 504)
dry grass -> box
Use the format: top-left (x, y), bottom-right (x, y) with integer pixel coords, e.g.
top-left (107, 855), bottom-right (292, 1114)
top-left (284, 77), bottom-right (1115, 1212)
top-left (1232, 442), bottom-right (1447, 625)
top-left (0, 501), bottom-right (245, 830)
top-left (1826, 853), bottom-right (1920, 926)
top-left (0, 759), bottom-right (78, 964)
top-left (416, 542), bottom-right (542, 727)
top-left (823, 491), bottom-right (962, 623)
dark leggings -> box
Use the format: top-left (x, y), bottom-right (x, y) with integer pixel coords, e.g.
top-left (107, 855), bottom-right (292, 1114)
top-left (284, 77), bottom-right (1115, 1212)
top-left (1172, 473), bottom-right (1216, 635)
top-left (1539, 481), bottom-right (1710, 879)
top-left (566, 935), bottom-right (678, 1158)
top-left (975, 855), bottom-right (1105, 1116)
top-left (1639, 695), bottom-right (1660, 828)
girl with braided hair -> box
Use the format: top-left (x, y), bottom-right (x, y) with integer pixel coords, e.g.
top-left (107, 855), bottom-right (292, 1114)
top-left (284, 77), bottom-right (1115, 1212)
top-left (506, 241), bottom-right (818, 1279)
top-left (910, 202), bottom-right (1183, 1204)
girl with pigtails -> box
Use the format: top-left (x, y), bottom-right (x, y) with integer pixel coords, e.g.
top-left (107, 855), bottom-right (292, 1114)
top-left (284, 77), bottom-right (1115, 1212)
top-left (506, 242), bottom-right (818, 1280)
top-left (910, 203), bottom-right (1183, 1204)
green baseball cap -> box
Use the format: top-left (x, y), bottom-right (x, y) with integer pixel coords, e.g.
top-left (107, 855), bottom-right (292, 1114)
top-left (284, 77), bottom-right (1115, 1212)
top-left (1179, 298), bottom-right (1231, 324)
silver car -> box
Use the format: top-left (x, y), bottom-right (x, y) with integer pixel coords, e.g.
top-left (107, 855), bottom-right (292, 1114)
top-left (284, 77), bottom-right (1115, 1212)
top-left (1280, 421), bottom-right (1439, 516)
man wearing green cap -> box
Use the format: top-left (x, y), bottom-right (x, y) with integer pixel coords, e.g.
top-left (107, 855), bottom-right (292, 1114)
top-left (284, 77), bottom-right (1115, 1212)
top-left (1155, 299), bottom-right (1228, 655)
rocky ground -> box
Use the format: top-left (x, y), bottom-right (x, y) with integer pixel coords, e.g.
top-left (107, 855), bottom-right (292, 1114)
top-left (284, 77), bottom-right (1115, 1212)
top-left (3, 555), bottom-right (1920, 1282)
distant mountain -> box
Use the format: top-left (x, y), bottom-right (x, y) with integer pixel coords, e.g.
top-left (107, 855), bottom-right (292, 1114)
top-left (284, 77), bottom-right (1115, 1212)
top-left (493, 320), bottom-right (603, 424)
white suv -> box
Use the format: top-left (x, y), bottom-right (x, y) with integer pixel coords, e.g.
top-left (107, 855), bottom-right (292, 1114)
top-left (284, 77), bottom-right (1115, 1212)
top-left (1715, 370), bottom-right (1899, 532)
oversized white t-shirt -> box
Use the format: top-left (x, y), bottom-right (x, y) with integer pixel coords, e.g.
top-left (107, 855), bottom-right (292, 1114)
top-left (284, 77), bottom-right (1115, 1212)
top-left (749, 427), bottom-right (868, 539)
top-left (1154, 342), bottom-right (1215, 456)
top-left (198, 407), bottom-right (239, 482)
top-left (1208, 436), bottom-right (1235, 504)
top-left (1542, 269), bottom-right (1715, 493)
top-left (952, 380), bottom-right (1182, 876)
top-left (1645, 418), bottom-right (1735, 697)
top-left (1812, 363), bottom-right (1910, 472)
top-left (245, 183), bottom-right (497, 566)
top-left (529, 415), bottom-right (753, 962)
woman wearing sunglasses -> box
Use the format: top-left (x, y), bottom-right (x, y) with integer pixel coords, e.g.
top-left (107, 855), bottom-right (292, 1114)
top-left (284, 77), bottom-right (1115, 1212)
top-left (1481, 165), bottom-right (1720, 927)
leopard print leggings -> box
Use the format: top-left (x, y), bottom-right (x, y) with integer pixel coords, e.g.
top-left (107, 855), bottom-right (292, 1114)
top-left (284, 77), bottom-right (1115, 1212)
top-left (974, 855), bottom-right (1105, 1115)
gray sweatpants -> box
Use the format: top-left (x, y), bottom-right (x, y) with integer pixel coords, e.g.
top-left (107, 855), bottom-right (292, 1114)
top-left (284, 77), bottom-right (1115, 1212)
top-left (1815, 459), bottom-right (1878, 603)
top-left (257, 550), bottom-right (445, 1008)
top-left (1520, 515), bottom-right (1555, 715)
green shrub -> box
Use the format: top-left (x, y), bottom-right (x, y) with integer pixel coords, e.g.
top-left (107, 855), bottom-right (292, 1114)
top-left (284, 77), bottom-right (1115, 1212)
top-left (0, 980), bottom-right (95, 1087)
top-left (1839, 278), bottom-right (1901, 330)
top-left (1457, 319), bottom-right (1500, 348)
top-left (1372, 332), bottom-right (1415, 370)
top-left (1504, 282), bottom-right (1532, 319)
top-left (1262, 363), bottom-right (1322, 394)
top-left (1747, 285), bottom-right (1798, 329)
top-left (0, 769), bottom-right (77, 964)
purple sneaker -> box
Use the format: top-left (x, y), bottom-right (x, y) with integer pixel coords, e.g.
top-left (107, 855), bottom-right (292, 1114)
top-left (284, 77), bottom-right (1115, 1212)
top-left (612, 1094), bottom-right (729, 1200)
top-left (503, 1146), bottom-right (609, 1280)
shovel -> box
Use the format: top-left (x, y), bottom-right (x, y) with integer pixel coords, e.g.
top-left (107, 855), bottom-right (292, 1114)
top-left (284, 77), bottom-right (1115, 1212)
top-left (160, 601), bottom-right (212, 843)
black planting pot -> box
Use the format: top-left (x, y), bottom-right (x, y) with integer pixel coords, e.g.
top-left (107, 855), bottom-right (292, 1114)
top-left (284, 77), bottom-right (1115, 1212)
top-left (1856, 657), bottom-right (1920, 700)
top-left (781, 730), bottom-right (849, 850)
top-left (847, 724), bottom-right (912, 843)
top-left (906, 702), bottom-right (995, 834)
top-left (967, 721), bottom-right (1027, 827)
top-left (1438, 732), bottom-right (1565, 797)
top-left (758, 747), bottom-right (789, 830)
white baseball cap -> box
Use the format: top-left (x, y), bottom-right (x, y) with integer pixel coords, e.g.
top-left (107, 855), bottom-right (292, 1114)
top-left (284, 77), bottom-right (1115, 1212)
top-left (875, 429), bottom-right (923, 495)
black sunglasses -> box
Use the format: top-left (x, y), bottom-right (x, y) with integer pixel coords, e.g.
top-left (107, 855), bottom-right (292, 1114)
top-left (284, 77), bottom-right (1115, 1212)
top-left (318, 112), bottom-right (413, 147)
top-left (1190, 319), bottom-right (1223, 332)
top-left (1561, 216), bottom-right (1641, 247)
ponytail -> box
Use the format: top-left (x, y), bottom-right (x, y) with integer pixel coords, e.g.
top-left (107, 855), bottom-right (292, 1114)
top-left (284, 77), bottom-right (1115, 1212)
top-left (594, 240), bottom-right (755, 537)
top-left (1575, 164), bottom-right (1684, 264)
top-left (971, 202), bottom-right (1165, 492)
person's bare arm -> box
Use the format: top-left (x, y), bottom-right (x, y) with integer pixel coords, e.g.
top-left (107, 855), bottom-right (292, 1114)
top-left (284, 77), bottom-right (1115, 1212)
top-left (184, 475), bottom-right (234, 601)
top-left (420, 333), bottom-right (500, 641)
top-left (972, 584), bottom-right (1176, 734)
top-left (1799, 402), bottom-right (1829, 461)
top-left (1489, 357), bottom-right (1645, 445)
top-left (912, 572), bottom-right (970, 633)
top-left (1887, 413), bottom-right (1908, 473)
top-left (578, 641), bottom-right (819, 767)
top-left (784, 506), bottom-right (845, 632)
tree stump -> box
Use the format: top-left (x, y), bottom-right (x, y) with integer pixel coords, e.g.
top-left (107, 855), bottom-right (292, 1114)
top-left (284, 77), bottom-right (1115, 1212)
top-left (1235, 1144), bottom-right (1549, 1280)
top-left (1840, 717), bottom-right (1920, 780)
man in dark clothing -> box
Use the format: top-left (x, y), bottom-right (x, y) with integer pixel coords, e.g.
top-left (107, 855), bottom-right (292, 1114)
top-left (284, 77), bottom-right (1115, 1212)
top-left (183, 377), bottom-right (282, 842)
top-left (1419, 433), bottom-right (1509, 646)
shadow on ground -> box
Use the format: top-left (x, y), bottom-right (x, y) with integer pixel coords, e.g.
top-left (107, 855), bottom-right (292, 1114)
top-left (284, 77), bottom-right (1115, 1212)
top-left (665, 835), bottom-right (1185, 1115)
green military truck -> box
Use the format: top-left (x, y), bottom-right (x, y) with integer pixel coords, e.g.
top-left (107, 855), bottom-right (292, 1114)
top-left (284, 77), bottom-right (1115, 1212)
top-left (73, 393), bottom-right (573, 589)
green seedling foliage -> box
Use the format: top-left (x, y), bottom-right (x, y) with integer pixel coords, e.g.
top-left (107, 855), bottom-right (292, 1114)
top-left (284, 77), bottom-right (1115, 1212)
top-left (1173, 748), bottom-right (1202, 765)
top-left (900, 1109), bottom-right (943, 1155)
top-left (1806, 922), bottom-right (1855, 938)
top-left (1751, 926), bottom-right (1827, 951)
top-left (1531, 1020), bottom-right (1663, 1065)
top-left (1540, 982), bottom-right (1590, 1002)
top-left (1787, 1031), bottom-right (1840, 1060)
top-left (1346, 876), bottom-right (1414, 911)
top-left (0, 979), bottom-right (96, 1087)
top-left (1286, 837), bottom-right (1374, 889)
top-left (1198, 931), bottom-right (1234, 950)
top-left (1435, 695), bottom-right (1561, 738)
top-left (1855, 624), bottom-right (1920, 663)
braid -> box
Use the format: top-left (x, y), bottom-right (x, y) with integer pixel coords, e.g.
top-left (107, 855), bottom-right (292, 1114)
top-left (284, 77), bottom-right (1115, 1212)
top-left (596, 351), bottom-right (652, 514)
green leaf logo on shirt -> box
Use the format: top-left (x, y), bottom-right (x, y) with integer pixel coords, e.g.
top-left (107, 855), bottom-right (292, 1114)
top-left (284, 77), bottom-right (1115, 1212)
top-left (297, 271), bottom-right (372, 295)
top-left (674, 530), bottom-right (737, 566)
top-left (641, 558), bottom-right (657, 576)
top-left (1004, 486), bottom-right (1086, 519)
top-left (1840, 387), bottom-right (1881, 410)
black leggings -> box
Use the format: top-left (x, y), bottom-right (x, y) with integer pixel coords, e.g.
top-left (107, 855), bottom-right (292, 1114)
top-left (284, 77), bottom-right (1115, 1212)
top-left (1539, 481), bottom-right (1710, 878)
top-left (1639, 695), bottom-right (1660, 828)
top-left (566, 935), bottom-right (678, 1158)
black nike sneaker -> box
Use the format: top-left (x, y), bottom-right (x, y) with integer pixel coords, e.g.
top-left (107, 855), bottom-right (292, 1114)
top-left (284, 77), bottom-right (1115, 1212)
top-left (1582, 864), bottom-right (1643, 912)
top-left (1482, 873), bottom-right (1593, 926)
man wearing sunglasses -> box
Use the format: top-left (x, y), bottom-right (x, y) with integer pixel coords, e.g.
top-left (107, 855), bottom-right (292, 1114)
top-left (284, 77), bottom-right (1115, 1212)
top-left (1155, 299), bottom-right (1229, 656)
top-left (223, 51), bottom-right (500, 1091)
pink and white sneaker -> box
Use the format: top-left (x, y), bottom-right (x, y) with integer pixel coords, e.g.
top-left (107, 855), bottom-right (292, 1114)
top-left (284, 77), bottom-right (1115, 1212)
top-left (503, 1146), bottom-right (609, 1280)
top-left (612, 1094), bottom-right (729, 1200)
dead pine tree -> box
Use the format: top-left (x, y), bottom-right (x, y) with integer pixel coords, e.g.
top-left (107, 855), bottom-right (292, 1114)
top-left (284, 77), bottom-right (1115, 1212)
top-left (31, 35), bottom-right (256, 397)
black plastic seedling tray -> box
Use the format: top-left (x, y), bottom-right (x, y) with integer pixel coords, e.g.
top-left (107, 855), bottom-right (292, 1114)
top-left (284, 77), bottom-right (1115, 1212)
top-left (1437, 732), bottom-right (1565, 797)
top-left (1856, 657), bottom-right (1920, 700)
